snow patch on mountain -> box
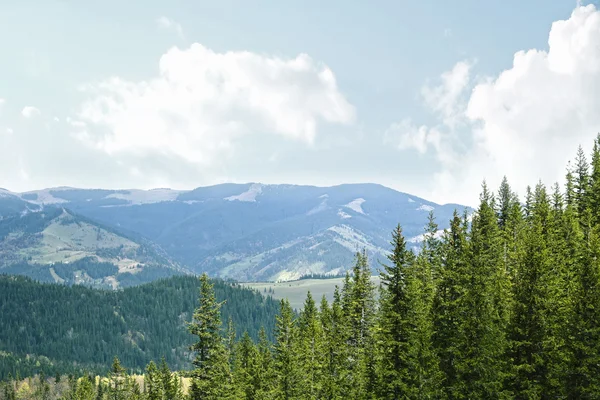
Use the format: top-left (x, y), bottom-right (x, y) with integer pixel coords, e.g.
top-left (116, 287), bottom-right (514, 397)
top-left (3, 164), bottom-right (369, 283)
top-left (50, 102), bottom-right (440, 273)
top-left (408, 229), bottom-right (446, 244)
top-left (225, 184), bottom-right (263, 202)
top-left (344, 198), bottom-right (366, 214)
top-left (408, 198), bottom-right (415, 203)
top-left (417, 204), bottom-right (435, 212)
top-left (327, 224), bottom-right (378, 252)
top-left (337, 210), bottom-right (352, 219)
top-left (307, 199), bottom-right (328, 215)
top-left (107, 188), bottom-right (183, 205)
top-left (0, 189), bottom-right (14, 198)
top-left (21, 189), bottom-right (70, 205)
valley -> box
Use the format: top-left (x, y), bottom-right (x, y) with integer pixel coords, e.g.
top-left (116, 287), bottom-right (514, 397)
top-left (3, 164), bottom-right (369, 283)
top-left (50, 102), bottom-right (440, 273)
top-left (245, 276), bottom-right (381, 310)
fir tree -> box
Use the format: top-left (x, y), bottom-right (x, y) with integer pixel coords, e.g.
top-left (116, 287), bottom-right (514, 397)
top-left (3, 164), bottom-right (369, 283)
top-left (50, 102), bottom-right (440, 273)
top-left (377, 224), bottom-right (415, 398)
top-left (274, 299), bottom-right (300, 400)
top-left (507, 183), bottom-right (554, 398)
top-left (234, 331), bottom-right (259, 400)
top-left (145, 361), bottom-right (161, 400)
top-left (344, 250), bottom-right (376, 399)
top-left (297, 292), bottom-right (325, 399)
top-left (433, 211), bottom-right (470, 398)
top-left (455, 183), bottom-right (509, 398)
top-left (254, 327), bottom-right (276, 399)
top-left (108, 357), bottom-right (126, 400)
top-left (566, 210), bottom-right (600, 397)
top-left (188, 274), bottom-right (232, 400)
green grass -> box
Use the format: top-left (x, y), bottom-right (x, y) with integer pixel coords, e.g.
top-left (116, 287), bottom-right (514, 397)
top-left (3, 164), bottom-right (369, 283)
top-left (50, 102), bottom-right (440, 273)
top-left (244, 276), bottom-right (381, 310)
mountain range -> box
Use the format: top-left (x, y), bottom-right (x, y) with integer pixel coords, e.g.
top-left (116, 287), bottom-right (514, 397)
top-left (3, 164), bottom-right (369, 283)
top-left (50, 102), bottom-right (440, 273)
top-left (0, 183), bottom-right (470, 282)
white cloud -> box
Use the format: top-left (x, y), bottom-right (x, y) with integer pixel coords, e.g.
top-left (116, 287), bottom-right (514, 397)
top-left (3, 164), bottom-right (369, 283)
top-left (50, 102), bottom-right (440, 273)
top-left (21, 106), bottom-right (41, 119)
top-left (156, 16), bottom-right (185, 39)
top-left (389, 4), bottom-right (600, 206)
top-left (385, 119), bottom-right (442, 154)
top-left (76, 43), bottom-right (355, 168)
top-left (421, 61), bottom-right (473, 128)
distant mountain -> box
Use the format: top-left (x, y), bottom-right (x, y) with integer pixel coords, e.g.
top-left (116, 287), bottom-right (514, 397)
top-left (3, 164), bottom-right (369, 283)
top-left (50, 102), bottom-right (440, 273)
top-left (2, 183), bottom-right (471, 281)
top-left (0, 207), bottom-right (185, 288)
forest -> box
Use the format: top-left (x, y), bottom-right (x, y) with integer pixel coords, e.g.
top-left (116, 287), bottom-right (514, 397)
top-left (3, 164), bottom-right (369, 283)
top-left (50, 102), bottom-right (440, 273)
top-left (2, 136), bottom-right (600, 399)
top-left (0, 275), bottom-right (279, 380)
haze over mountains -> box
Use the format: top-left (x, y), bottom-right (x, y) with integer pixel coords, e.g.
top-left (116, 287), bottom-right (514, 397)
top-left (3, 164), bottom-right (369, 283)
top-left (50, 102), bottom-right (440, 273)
top-left (0, 183), bottom-right (469, 282)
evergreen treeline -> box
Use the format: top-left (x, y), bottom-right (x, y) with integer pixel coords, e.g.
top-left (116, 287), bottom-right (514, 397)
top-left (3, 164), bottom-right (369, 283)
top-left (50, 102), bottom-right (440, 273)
top-left (180, 138), bottom-right (600, 398)
top-left (2, 138), bottom-right (600, 399)
top-left (0, 275), bottom-right (279, 380)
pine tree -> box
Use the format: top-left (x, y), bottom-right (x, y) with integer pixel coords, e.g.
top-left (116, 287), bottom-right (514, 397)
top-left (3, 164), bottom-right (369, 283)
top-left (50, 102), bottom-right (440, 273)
top-left (159, 357), bottom-right (183, 400)
top-left (75, 374), bottom-right (96, 400)
top-left (297, 292), bottom-right (325, 399)
top-left (455, 183), bottom-right (509, 398)
top-left (274, 299), bottom-right (300, 400)
top-left (145, 361), bottom-right (161, 400)
top-left (108, 357), bottom-right (126, 400)
top-left (320, 288), bottom-right (349, 399)
top-left (344, 250), bottom-right (376, 399)
top-left (254, 327), bottom-right (276, 399)
top-left (507, 183), bottom-right (554, 398)
top-left (188, 274), bottom-right (232, 400)
top-left (574, 145), bottom-right (591, 219)
top-left (377, 224), bottom-right (414, 398)
top-left (589, 134), bottom-right (600, 225)
top-left (234, 331), bottom-right (259, 400)
top-left (410, 215), bottom-right (443, 398)
top-left (566, 209), bottom-right (600, 397)
top-left (433, 211), bottom-right (469, 398)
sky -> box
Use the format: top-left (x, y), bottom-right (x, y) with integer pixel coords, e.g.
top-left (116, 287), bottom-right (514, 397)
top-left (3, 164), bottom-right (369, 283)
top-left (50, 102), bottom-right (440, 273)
top-left (0, 0), bottom-right (598, 206)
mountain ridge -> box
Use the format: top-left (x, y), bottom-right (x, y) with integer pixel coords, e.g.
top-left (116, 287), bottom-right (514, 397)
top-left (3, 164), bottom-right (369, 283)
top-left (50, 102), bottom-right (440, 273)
top-left (0, 183), bottom-right (472, 282)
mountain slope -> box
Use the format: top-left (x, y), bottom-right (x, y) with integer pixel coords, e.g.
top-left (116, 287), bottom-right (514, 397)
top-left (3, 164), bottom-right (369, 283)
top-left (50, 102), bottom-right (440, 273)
top-left (6, 183), bottom-right (471, 281)
top-left (0, 275), bottom-right (279, 379)
top-left (0, 207), bottom-right (184, 288)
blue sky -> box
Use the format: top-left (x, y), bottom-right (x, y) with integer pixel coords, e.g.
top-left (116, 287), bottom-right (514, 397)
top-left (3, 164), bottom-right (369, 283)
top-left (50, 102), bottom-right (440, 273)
top-left (0, 0), bottom-right (598, 205)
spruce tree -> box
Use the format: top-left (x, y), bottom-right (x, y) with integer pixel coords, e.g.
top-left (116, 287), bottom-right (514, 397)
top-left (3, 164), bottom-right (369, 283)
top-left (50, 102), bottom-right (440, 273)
top-left (566, 209), bottom-right (600, 397)
top-left (108, 357), bottom-right (126, 400)
top-left (188, 274), bottom-right (232, 400)
top-left (254, 327), bottom-right (276, 399)
top-left (377, 224), bottom-right (414, 398)
top-left (320, 288), bottom-right (350, 399)
top-left (145, 361), bottom-right (161, 400)
top-left (274, 299), bottom-right (300, 400)
top-left (507, 183), bottom-right (554, 398)
top-left (433, 211), bottom-right (469, 398)
top-left (589, 134), bottom-right (600, 225)
top-left (406, 216), bottom-right (443, 398)
top-left (235, 331), bottom-right (259, 400)
top-left (297, 292), bottom-right (325, 399)
top-left (344, 250), bottom-right (376, 399)
top-left (574, 145), bottom-right (591, 219)
top-left (455, 184), bottom-right (509, 398)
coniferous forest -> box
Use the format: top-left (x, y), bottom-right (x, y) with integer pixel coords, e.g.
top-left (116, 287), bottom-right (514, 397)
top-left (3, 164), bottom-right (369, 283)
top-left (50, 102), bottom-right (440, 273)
top-left (2, 137), bottom-right (600, 399)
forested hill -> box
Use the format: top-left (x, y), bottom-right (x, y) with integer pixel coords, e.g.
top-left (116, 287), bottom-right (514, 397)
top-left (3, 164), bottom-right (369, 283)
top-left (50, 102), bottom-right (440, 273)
top-left (0, 275), bottom-right (279, 380)
top-left (0, 207), bottom-right (185, 288)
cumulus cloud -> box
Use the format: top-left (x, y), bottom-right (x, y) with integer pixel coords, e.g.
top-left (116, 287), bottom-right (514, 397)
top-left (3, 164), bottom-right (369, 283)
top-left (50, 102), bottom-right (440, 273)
top-left (156, 16), bottom-right (185, 39)
top-left (389, 4), bottom-right (600, 205)
top-left (21, 106), bottom-right (41, 119)
top-left (75, 43), bottom-right (355, 169)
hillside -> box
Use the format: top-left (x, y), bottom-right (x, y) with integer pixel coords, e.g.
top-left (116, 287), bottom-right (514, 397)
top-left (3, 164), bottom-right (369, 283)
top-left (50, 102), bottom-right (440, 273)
top-left (4, 183), bottom-right (470, 281)
top-left (0, 207), bottom-right (184, 288)
top-left (0, 275), bottom-right (279, 380)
